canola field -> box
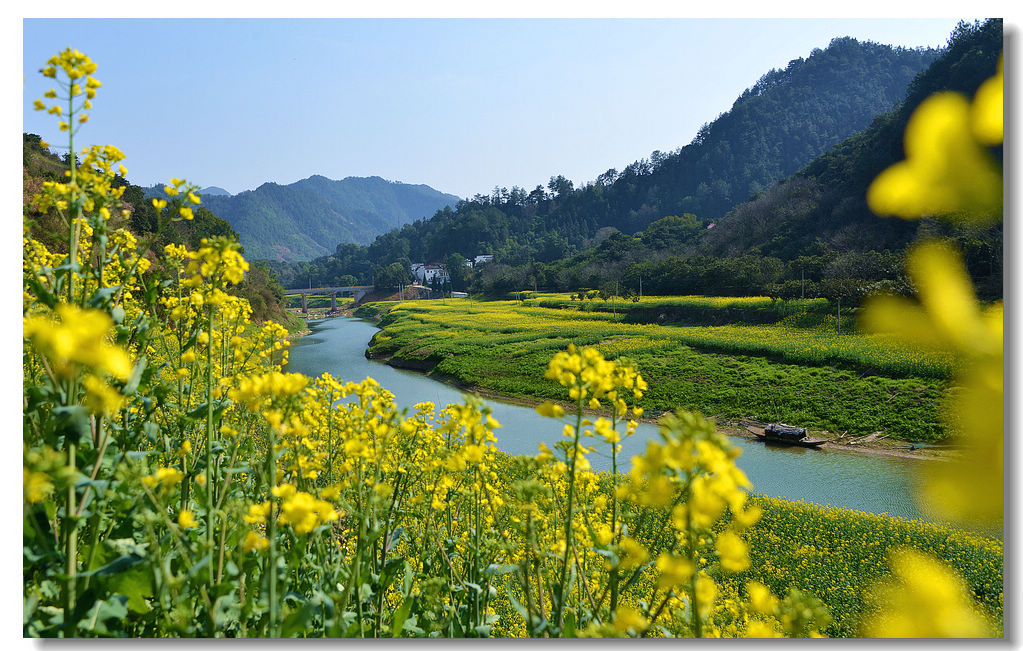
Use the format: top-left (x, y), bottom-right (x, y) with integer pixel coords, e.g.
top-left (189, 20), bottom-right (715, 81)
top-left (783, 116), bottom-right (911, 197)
top-left (362, 299), bottom-right (952, 440)
top-left (23, 47), bottom-right (1002, 640)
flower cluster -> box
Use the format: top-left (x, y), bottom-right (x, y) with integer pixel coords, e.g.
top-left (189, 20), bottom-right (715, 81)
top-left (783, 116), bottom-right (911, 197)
top-left (23, 303), bottom-right (132, 381)
top-left (34, 48), bottom-right (99, 132)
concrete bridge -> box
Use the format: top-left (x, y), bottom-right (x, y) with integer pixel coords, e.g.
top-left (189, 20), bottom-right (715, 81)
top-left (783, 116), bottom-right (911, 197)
top-left (284, 285), bottom-right (374, 313)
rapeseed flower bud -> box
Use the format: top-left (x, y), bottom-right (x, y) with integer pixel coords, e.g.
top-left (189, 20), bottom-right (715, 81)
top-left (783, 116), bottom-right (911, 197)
top-left (82, 373), bottom-right (125, 416)
top-left (716, 530), bottom-right (750, 572)
top-left (655, 553), bottom-right (694, 589)
top-left (243, 501), bottom-right (271, 525)
top-left (535, 402), bottom-right (564, 418)
top-left (142, 467), bottom-right (184, 490)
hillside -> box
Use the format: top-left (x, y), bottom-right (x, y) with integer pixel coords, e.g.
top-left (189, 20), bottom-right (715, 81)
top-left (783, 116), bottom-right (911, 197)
top-left (699, 19), bottom-right (1002, 295)
top-left (480, 19), bottom-right (1002, 301)
top-left (269, 34), bottom-right (940, 289)
top-left (148, 175), bottom-right (461, 262)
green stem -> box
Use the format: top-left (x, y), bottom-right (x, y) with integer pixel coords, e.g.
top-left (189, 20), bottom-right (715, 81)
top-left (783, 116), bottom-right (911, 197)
top-left (554, 392), bottom-right (584, 632)
top-left (609, 423), bottom-right (620, 614)
top-left (206, 303), bottom-right (216, 574)
top-left (684, 479), bottom-right (701, 638)
top-left (67, 90), bottom-right (78, 306)
top-left (63, 440), bottom-right (78, 637)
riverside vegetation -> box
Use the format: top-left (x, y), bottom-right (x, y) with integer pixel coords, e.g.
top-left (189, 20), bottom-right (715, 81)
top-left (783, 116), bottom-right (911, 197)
top-left (361, 296), bottom-right (953, 441)
top-left (23, 47), bottom-right (1002, 638)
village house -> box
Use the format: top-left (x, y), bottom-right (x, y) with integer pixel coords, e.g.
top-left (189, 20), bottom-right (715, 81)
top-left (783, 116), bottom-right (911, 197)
top-left (411, 262), bottom-right (450, 285)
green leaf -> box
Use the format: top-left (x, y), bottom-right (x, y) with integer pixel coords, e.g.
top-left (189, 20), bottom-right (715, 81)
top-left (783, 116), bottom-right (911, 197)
top-left (186, 402), bottom-right (210, 421)
top-left (473, 624), bottom-right (492, 637)
top-left (506, 587), bottom-right (528, 621)
top-left (106, 564), bottom-right (153, 615)
top-left (122, 355), bottom-right (147, 395)
top-left (281, 597), bottom-right (315, 637)
top-left (391, 597), bottom-right (413, 638)
top-left (54, 406), bottom-right (91, 446)
top-left (402, 561), bottom-right (414, 595)
top-left (563, 610), bottom-right (577, 638)
top-left (378, 557), bottom-right (407, 594)
top-left (25, 275), bottom-right (56, 309)
top-left (78, 553), bottom-right (144, 578)
top-left (85, 286), bottom-right (119, 310)
top-left (484, 563), bottom-right (518, 577)
top-left (78, 595), bottom-right (129, 635)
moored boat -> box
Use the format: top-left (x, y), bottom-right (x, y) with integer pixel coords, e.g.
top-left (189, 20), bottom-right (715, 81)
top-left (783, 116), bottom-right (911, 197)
top-left (745, 423), bottom-right (827, 448)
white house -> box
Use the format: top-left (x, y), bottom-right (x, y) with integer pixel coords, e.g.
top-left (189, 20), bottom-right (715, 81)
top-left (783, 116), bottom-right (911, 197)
top-left (473, 254), bottom-right (494, 266)
top-left (411, 262), bottom-right (450, 285)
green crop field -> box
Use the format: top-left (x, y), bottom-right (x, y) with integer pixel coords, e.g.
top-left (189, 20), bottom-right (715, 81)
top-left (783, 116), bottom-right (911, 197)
top-left (362, 298), bottom-right (952, 440)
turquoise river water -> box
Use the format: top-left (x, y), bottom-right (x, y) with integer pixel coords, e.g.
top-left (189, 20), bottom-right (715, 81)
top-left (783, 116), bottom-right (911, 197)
top-left (287, 316), bottom-right (928, 521)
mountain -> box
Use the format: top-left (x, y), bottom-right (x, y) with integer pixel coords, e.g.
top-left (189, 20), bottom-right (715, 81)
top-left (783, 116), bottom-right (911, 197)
top-left (495, 19), bottom-right (1003, 301)
top-left (271, 34), bottom-right (942, 289)
top-left (622, 35), bottom-right (940, 224)
top-left (701, 19), bottom-right (1002, 267)
top-left (201, 186), bottom-right (232, 197)
top-left (147, 176), bottom-right (461, 262)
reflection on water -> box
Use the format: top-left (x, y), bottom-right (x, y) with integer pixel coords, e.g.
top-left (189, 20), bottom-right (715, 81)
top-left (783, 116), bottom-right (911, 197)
top-left (287, 317), bottom-right (928, 521)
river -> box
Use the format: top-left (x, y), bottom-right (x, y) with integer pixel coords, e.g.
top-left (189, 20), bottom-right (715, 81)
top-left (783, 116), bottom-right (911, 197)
top-left (287, 316), bottom-right (928, 521)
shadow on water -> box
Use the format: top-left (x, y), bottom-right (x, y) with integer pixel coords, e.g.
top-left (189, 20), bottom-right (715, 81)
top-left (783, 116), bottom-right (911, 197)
top-left (285, 316), bottom-right (967, 526)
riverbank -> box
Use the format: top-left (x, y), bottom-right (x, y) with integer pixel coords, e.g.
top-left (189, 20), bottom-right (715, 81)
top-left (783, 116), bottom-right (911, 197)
top-left (288, 314), bottom-right (1003, 527)
top-left (368, 346), bottom-right (953, 463)
top-left (297, 309), bottom-right (954, 461)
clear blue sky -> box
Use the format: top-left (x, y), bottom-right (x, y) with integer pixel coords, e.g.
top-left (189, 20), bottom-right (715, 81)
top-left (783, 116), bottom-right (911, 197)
top-left (23, 18), bottom-right (966, 198)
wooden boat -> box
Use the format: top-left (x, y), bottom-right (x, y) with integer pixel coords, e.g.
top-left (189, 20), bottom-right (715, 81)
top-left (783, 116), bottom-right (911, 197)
top-left (744, 424), bottom-right (827, 448)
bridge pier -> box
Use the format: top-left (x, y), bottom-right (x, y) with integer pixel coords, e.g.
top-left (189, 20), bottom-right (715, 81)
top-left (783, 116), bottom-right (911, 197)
top-left (331, 292), bottom-right (337, 312)
top-left (301, 294), bottom-right (307, 314)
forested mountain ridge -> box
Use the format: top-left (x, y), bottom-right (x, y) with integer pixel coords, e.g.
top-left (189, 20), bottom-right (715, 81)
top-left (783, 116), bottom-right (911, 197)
top-left (500, 19), bottom-right (1003, 302)
top-left (146, 175), bottom-right (461, 262)
top-left (267, 33), bottom-right (942, 289)
top-left (200, 186), bottom-right (231, 196)
top-left (697, 18), bottom-right (1002, 294)
top-left (635, 36), bottom-right (939, 222)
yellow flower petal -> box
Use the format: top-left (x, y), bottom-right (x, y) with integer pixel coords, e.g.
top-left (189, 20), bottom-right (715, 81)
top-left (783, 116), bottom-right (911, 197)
top-left (906, 241), bottom-right (981, 349)
top-left (868, 92), bottom-right (1001, 222)
top-left (971, 57), bottom-right (1002, 146)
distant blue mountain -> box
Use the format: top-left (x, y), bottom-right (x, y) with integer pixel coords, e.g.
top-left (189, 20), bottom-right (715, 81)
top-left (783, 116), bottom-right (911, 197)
top-left (201, 186), bottom-right (232, 197)
top-left (145, 175), bottom-right (461, 261)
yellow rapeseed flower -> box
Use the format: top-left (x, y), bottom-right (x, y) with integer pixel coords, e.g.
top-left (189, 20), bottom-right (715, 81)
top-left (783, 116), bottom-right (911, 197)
top-left (860, 547), bottom-right (993, 638)
top-left (867, 79), bottom-right (1001, 223)
top-left (243, 530), bottom-right (270, 553)
top-left (24, 468), bottom-right (54, 503)
top-left (178, 510), bottom-right (197, 529)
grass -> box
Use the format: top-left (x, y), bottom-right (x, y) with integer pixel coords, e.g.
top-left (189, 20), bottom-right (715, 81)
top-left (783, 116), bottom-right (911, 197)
top-left (363, 298), bottom-right (952, 441)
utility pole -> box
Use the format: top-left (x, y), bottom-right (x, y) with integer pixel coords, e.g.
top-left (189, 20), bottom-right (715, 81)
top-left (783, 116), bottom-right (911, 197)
top-left (801, 269), bottom-right (805, 299)
top-left (612, 281), bottom-right (617, 321)
top-left (837, 297), bottom-right (841, 334)
top-left (639, 277), bottom-right (643, 299)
